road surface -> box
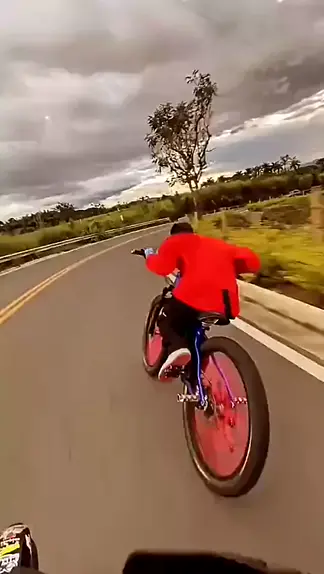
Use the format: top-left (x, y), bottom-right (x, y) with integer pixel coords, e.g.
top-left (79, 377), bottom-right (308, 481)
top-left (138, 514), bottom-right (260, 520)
top-left (0, 228), bottom-right (323, 574)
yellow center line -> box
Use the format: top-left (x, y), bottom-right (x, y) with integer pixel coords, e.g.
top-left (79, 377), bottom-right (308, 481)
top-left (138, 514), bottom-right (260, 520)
top-left (0, 227), bottom-right (166, 327)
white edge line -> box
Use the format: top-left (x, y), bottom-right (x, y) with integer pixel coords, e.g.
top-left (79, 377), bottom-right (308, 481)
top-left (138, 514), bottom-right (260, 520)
top-left (233, 317), bottom-right (324, 383)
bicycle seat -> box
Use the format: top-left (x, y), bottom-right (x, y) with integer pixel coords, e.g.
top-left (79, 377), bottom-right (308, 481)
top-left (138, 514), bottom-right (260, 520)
top-left (198, 312), bottom-right (229, 325)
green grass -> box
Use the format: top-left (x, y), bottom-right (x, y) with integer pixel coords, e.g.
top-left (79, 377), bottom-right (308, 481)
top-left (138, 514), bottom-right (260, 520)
top-left (0, 223), bottom-right (83, 256)
top-left (205, 194), bottom-right (311, 229)
top-left (246, 194), bottom-right (309, 211)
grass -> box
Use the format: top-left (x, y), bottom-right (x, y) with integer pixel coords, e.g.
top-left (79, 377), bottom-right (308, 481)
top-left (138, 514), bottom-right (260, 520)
top-left (198, 219), bottom-right (324, 307)
top-left (206, 194), bottom-right (311, 230)
top-left (245, 194), bottom-right (309, 211)
top-left (0, 220), bottom-right (91, 256)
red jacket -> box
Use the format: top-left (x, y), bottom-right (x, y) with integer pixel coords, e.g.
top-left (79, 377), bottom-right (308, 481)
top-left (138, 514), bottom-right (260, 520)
top-left (146, 232), bottom-right (260, 318)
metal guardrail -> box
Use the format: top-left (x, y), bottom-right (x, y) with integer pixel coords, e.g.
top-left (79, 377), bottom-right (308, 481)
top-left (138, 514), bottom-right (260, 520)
top-left (0, 234), bottom-right (97, 264)
top-left (0, 218), bottom-right (169, 265)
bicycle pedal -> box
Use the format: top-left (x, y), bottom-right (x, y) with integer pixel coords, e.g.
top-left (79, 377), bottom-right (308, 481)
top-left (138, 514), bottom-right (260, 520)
top-left (177, 393), bottom-right (199, 403)
top-left (165, 365), bottom-right (183, 377)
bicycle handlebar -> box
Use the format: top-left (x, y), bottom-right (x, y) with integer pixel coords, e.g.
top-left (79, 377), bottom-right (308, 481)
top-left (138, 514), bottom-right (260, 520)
top-left (131, 249), bottom-right (145, 257)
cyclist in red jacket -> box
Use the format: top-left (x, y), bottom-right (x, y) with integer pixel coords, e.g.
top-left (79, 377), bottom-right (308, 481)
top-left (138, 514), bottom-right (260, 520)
top-left (144, 221), bottom-right (260, 382)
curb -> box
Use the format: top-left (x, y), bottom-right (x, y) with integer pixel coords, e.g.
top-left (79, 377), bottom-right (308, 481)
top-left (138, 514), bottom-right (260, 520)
top-left (238, 280), bottom-right (324, 335)
top-left (237, 311), bottom-right (324, 367)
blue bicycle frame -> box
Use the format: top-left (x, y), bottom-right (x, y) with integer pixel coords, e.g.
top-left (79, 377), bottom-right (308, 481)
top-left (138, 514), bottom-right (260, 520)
top-left (172, 271), bottom-right (236, 411)
top-left (182, 322), bottom-right (237, 411)
top-left (171, 271), bottom-right (208, 408)
top-left (185, 324), bottom-right (208, 407)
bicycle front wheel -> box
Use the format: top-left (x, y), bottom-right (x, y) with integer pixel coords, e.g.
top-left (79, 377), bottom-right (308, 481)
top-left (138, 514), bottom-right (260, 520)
top-left (142, 295), bottom-right (167, 377)
top-left (183, 336), bottom-right (270, 497)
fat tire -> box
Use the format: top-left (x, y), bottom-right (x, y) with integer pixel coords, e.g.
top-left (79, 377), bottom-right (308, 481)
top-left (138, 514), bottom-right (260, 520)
top-left (142, 295), bottom-right (167, 377)
top-left (183, 336), bottom-right (270, 497)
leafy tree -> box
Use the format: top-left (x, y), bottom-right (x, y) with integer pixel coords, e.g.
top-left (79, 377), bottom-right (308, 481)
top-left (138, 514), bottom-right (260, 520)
top-left (261, 162), bottom-right (272, 175)
top-left (145, 70), bottom-right (218, 221)
top-left (201, 177), bottom-right (216, 188)
top-left (289, 156), bottom-right (301, 171)
top-left (243, 168), bottom-right (253, 179)
top-left (251, 166), bottom-right (262, 178)
top-left (270, 161), bottom-right (282, 174)
top-left (55, 202), bottom-right (76, 223)
top-left (280, 155), bottom-right (291, 170)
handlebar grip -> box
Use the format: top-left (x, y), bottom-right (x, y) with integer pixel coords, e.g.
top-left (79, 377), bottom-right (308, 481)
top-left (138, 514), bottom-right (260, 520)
top-left (131, 249), bottom-right (145, 257)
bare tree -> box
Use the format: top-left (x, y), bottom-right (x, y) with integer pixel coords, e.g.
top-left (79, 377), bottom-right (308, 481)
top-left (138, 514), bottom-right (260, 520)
top-left (145, 70), bottom-right (217, 222)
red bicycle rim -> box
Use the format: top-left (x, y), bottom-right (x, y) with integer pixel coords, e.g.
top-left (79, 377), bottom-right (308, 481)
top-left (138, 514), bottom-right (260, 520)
top-left (194, 352), bottom-right (250, 478)
top-left (146, 328), bottom-right (162, 367)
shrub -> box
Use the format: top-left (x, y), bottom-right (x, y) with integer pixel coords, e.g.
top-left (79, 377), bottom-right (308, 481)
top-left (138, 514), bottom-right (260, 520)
top-left (298, 173), bottom-right (313, 191)
top-left (261, 201), bottom-right (310, 227)
top-left (224, 211), bottom-right (251, 228)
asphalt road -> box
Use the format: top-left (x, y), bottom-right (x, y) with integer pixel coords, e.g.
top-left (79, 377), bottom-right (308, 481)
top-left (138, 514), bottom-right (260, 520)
top-left (0, 228), bottom-right (323, 574)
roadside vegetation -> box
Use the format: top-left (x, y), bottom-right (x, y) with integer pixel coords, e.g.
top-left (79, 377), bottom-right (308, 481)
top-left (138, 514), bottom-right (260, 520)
top-left (0, 198), bottom-right (175, 257)
top-left (1, 165), bottom-right (323, 258)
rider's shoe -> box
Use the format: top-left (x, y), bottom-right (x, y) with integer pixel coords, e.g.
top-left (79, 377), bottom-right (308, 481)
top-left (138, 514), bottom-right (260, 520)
top-left (158, 348), bottom-right (191, 382)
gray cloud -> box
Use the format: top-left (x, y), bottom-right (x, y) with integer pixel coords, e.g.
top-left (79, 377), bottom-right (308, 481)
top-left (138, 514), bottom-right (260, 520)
top-left (1, 0), bottom-right (324, 219)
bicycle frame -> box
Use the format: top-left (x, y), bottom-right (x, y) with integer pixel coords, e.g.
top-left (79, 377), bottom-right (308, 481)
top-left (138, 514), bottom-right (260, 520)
top-left (181, 323), bottom-right (237, 411)
top-left (163, 274), bottom-right (209, 410)
top-left (181, 324), bottom-right (208, 409)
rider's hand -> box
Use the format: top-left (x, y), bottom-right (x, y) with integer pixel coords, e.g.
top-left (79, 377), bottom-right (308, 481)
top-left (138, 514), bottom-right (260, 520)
top-left (144, 248), bottom-right (155, 258)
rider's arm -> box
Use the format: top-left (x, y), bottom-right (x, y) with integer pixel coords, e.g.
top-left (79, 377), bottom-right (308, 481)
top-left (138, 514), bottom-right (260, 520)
top-left (145, 236), bottom-right (179, 276)
top-left (230, 244), bottom-right (261, 275)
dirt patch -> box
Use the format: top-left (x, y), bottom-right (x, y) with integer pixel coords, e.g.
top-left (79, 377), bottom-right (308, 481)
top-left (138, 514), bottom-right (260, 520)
top-left (273, 283), bottom-right (324, 310)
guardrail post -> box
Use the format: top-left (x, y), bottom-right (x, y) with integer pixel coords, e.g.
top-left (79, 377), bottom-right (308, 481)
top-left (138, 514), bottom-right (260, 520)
top-left (220, 211), bottom-right (228, 240)
top-left (310, 186), bottom-right (324, 241)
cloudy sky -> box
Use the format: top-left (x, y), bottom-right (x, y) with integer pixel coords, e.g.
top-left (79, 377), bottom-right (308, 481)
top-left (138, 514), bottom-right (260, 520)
top-left (1, 0), bottom-right (324, 220)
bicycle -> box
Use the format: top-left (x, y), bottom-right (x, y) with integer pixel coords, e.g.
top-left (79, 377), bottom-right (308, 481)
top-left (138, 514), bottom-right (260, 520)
top-left (132, 248), bottom-right (270, 497)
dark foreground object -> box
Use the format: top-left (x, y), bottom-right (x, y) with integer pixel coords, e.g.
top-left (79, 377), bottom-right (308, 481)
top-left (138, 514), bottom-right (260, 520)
top-left (11, 551), bottom-right (308, 574)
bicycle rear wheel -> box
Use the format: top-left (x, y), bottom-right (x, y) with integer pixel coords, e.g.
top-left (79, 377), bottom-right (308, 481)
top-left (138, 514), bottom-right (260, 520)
top-left (183, 336), bottom-right (270, 497)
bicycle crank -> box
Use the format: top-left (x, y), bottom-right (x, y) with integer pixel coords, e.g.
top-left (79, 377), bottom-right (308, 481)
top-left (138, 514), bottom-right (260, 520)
top-left (177, 393), bottom-right (200, 403)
